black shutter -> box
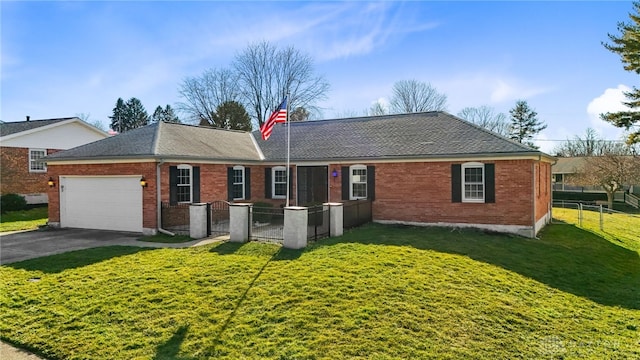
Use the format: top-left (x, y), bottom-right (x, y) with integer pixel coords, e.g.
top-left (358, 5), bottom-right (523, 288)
top-left (227, 167), bottom-right (233, 201)
top-left (367, 166), bottom-right (375, 201)
top-left (485, 163), bottom-right (495, 203)
top-left (289, 167), bottom-right (294, 200)
top-left (192, 166), bottom-right (200, 203)
top-left (245, 167), bottom-right (251, 200)
top-left (265, 167), bottom-right (272, 198)
top-left (169, 166), bottom-right (178, 205)
top-left (451, 164), bottom-right (462, 203)
top-left (341, 166), bottom-right (349, 200)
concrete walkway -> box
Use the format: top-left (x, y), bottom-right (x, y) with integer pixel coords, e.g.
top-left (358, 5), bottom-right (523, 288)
top-left (0, 228), bottom-right (228, 358)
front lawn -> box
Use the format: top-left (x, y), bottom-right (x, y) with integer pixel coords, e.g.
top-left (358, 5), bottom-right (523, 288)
top-left (0, 206), bottom-right (48, 232)
top-left (1, 223), bottom-right (638, 359)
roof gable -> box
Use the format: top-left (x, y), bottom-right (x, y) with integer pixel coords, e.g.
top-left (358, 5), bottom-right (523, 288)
top-left (46, 122), bottom-right (263, 162)
top-left (0, 117), bottom-right (109, 149)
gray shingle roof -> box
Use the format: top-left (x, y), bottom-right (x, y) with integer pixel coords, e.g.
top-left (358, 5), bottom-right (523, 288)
top-left (46, 122), bottom-right (263, 162)
top-left (254, 111), bottom-right (542, 161)
top-left (0, 118), bottom-right (73, 137)
top-left (552, 157), bottom-right (587, 174)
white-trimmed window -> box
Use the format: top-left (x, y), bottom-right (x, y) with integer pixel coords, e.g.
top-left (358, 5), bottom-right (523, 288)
top-left (29, 149), bottom-right (47, 172)
top-left (232, 165), bottom-right (245, 200)
top-left (176, 164), bottom-right (193, 203)
top-left (350, 165), bottom-right (367, 200)
top-left (272, 166), bottom-right (287, 199)
top-left (462, 162), bottom-right (484, 202)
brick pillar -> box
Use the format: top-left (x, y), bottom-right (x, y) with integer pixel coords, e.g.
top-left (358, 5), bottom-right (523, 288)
top-left (229, 203), bottom-right (251, 243)
top-left (284, 206), bottom-right (308, 249)
top-left (326, 202), bottom-right (344, 237)
top-left (189, 203), bottom-right (208, 239)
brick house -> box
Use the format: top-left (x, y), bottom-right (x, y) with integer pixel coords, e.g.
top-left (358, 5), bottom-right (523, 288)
top-left (46, 112), bottom-right (554, 237)
top-left (0, 117), bottom-right (109, 204)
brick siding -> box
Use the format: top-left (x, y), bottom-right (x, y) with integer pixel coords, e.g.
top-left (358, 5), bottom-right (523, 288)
top-left (0, 147), bottom-right (60, 195)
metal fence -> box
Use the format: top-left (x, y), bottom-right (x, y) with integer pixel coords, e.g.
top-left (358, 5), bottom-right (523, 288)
top-left (552, 201), bottom-right (640, 241)
top-left (307, 205), bottom-right (330, 241)
top-left (250, 205), bottom-right (284, 243)
top-left (161, 202), bottom-right (190, 235)
top-left (343, 200), bottom-right (372, 229)
top-left (209, 200), bottom-right (230, 237)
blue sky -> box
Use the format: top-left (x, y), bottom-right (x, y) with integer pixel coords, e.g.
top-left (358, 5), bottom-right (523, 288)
top-left (1, 1), bottom-right (637, 153)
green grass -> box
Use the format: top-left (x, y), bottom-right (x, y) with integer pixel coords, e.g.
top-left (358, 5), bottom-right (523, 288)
top-left (1, 223), bottom-right (639, 359)
top-left (0, 207), bottom-right (48, 232)
top-left (138, 233), bottom-right (194, 243)
top-left (553, 207), bottom-right (640, 252)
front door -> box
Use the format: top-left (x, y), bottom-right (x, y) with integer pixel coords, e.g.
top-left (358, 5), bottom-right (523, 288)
top-left (297, 166), bottom-right (328, 206)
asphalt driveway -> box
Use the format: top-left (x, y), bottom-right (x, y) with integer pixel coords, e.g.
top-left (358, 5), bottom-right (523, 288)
top-left (0, 228), bottom-right (223, 265)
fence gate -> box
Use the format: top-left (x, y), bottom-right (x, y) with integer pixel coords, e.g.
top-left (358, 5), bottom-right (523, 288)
top-left (209, 201), bottom-right (230, 237)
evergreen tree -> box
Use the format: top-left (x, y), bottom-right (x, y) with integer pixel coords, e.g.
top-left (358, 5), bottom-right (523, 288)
top-left (211, 101), bottom-right (252, 131)
top-left (601, 1), bottom-right (640, 144)
top-left (124, 97), bottom-right (149, 130)
top-left (108, 98), bottom-right (127, 133)
top-left (151, 105), bottom-right (180, 123)
top-left (508, 100), bottom-right (547, 148)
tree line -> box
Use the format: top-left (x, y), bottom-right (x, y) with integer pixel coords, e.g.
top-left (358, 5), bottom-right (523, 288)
top-left (107, 1), bottom-right (638, 151)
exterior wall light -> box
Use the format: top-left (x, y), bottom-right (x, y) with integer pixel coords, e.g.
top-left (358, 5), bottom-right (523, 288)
top-left (48, 177), bottom-right (55, 188)
top-left (331, 169), bottom-right (338, 177)
top-left (140, 176), bottom-right (148, 187)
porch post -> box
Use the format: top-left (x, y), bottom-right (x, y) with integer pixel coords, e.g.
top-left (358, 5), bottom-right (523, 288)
top-left (284, 206), bottom-right (308, 249)
top-left (229, 203), bottom-right (252, 243)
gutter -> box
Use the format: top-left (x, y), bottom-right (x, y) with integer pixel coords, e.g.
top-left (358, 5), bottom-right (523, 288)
top-left (156, 159), bottom-right (174, 236)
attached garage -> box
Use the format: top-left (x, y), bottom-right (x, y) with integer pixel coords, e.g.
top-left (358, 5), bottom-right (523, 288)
top-left (59, 176), bottom-right (143, 232)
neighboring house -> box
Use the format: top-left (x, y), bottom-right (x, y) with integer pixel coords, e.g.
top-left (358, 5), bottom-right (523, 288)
top-left (45, 112), bottom-right (554, 238)
top-left (0, 117), bottom-right (109, 204)
top-left (552, 156), bottom-right (640, 194)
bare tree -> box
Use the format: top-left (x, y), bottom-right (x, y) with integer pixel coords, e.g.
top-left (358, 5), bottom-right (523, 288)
top-left (457, 106), bottom-right (509, 136)
top-left (233, 41), bottom-right (329, 127)
top-left (553, 128), bottom-right (622, 157)
top-left (76, 112), bottom-right (106, 131)
top-left (389, 80), bottom-right (448, 114)
top-left (567, 145), bottom-right (640, 208)
top-left (177, 68), bottom-right (240, 124)
top-left (368, 100), bottom-right (388, 116)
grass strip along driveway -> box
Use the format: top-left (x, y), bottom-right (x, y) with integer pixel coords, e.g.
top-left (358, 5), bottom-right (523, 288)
top-left (1, 223), bottom-right (639, 359)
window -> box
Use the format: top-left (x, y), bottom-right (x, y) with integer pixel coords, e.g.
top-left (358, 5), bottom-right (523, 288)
top-left (176, 165), bottom-right (192, 203)
top-left (272, 166), bottom-right (287, 199)
top-left (29, 149), bottom-right (47, 172)
top-left (462, 162), bottom-right (484, 202)
top-left (350, 165), bottom-right (367, 200)
top-left (232, 166), bottom-right (245, 200)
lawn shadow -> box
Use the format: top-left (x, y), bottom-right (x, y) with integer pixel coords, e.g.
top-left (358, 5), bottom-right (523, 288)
top-left (272, 247), bottom-right (304, 261)
top-left (153, 325), bottom-right (195, 360)
top-left (7, 246), bottom-right (152, 274)
top-left (322, 223), bottom-right (640, 310)
top-left (209, 241), bottom-right (245, 255)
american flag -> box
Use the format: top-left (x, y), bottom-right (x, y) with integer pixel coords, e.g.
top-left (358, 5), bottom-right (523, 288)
top-left (260, 97), bottom-right (287, 140)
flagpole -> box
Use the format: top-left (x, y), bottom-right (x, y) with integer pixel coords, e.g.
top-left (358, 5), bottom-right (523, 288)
top-left (285, 93), bottom-right (291, 207)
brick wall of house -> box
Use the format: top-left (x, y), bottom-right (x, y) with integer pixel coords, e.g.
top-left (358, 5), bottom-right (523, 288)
top-left (47, 162), bottom-right (157, 229)
top-left (0, 147), bottom-right (60, 195)
top-left (329, 159), bottom-right (537, 227)
top-left (535, 161), bottom-right (552, 222)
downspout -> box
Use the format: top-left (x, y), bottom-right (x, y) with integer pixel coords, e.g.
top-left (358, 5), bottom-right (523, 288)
top-left (550, 157), bottom-right (558, 227)
top-left (157, 159), bottom-right (175, 236)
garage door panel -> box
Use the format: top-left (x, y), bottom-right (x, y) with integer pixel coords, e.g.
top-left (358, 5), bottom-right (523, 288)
top-left (61, 177), bottom-right (143, 232)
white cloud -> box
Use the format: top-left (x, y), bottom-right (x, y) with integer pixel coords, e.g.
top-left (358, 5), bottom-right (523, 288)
top-left (586, 85), bottom-right (632, 140)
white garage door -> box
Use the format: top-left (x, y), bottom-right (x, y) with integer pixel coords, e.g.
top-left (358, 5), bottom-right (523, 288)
top-left (60, 176), bottom-right (143, 232)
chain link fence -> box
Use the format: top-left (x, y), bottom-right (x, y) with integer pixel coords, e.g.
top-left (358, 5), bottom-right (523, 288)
top-left (552, 201), bottom-right (640, 242)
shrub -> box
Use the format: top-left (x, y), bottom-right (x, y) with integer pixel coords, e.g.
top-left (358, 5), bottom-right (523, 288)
top-left (1, 193), bottom-right (27, 213)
